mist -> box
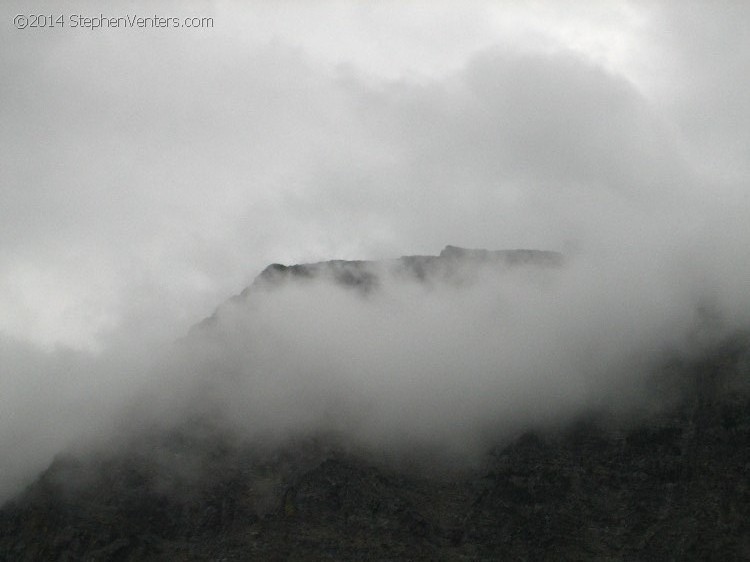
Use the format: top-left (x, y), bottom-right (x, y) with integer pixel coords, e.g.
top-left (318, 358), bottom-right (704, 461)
top-left (153, 240), bottom-right (749, 450)
top-left (3, 235), bottom-right (749, 501)
top-left (2, 1), bottom-right (750, 503)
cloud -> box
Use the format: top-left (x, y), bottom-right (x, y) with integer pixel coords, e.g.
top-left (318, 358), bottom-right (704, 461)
top-left (640, 1), bottom-right (750, 177)
top-left (0, 335), bottom-right (155, 500)
top-left (0, 0), bottom-right (695, 350)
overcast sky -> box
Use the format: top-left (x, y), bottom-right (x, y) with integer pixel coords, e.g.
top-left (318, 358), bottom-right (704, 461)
top-left (1, 1), bottom-right (749, 351)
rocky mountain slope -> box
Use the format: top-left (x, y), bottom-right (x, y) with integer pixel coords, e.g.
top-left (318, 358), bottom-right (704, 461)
top-left (1, 247), bottom-right (748, 561)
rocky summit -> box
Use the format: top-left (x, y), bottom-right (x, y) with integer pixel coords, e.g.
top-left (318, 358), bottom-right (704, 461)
top-left (1, 248), bottom-right (749, 561)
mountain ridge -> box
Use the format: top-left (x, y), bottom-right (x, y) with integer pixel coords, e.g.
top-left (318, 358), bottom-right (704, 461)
top-left (2, 246), bottom-right (749, 561)
top-left (192, 245), bottom-right (563, 334)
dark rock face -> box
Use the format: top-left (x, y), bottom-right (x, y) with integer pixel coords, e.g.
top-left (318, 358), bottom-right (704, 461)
top-left (2, 387), bottom-right (749, 561)
top-left (2, 248), bottom-right (749, 560)
top-left (466, 404), bottom-right (750, 561)
top-left (3, 340), bottom-right (749, 561)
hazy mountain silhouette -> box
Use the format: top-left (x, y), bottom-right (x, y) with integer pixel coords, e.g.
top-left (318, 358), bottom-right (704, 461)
top-left (1, 247), bottom-right (748, 561)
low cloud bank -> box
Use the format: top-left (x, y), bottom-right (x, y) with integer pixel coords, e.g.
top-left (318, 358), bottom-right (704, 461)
top-left (2, 238), bottom-right (750, 502)
top-left (169, 247), bottom-right (743, 448)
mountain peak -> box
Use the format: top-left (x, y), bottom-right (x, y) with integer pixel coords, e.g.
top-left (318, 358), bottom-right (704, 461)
top-left (191, 246), bottom-right (563, 333)
top-left (252, 245), bottom-right (564, 290)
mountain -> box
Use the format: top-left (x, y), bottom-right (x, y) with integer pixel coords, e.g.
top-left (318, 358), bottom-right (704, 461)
top-left (1, 247), bottom-right (749, 561)
top-left (190, 245), bottom-right (563, 333)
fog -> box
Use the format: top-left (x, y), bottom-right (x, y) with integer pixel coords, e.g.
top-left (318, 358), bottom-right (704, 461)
top-left (2, 1), bottom-right (750, 501)
top-left (3, 239), bottom-right (749, 500)
top-left (150, 243), bottom-right (749, 451)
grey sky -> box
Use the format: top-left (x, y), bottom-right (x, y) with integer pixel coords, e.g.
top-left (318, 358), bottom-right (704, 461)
top-left (2, 1), bottom-right (746, 350)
